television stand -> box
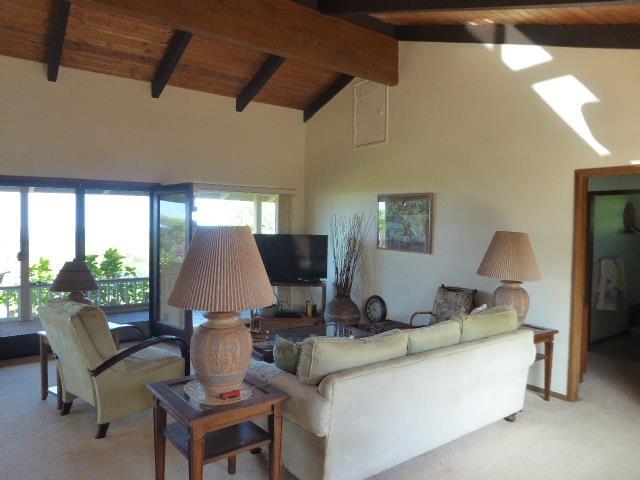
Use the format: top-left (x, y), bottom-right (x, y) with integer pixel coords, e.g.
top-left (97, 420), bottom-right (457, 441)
top-left (253, 281), bottom-right (327, 333)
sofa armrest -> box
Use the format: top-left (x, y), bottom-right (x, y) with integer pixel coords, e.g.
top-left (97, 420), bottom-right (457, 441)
top-left (249, 360), bottom-right (331, 436)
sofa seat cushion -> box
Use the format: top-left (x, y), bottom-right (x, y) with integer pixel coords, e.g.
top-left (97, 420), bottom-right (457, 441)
top-left (406, 320), bottom-right (461, 354)
top-left (459, 306), bottom-right (519, 342)
top-left (296, 330), bottom-right (408, 385)
top-left (249, 360), bottom-right (331, 436)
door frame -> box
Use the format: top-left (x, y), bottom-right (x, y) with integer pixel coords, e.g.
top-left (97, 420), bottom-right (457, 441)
top-left (569, 165), bottom-right (640, 401)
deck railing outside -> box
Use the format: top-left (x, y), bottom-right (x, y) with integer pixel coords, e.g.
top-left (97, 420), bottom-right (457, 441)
top-left (0, 277), bottom-right (150, 321)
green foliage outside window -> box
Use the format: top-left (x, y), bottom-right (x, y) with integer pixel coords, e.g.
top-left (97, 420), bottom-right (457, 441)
top-left (85, 248), bottom-right (137, 280)
top-left (0, 249), bottom-right (150, 319)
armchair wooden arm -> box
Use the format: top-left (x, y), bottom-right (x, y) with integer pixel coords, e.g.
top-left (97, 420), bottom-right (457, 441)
top-left (409, 311), bottom-right (434, 327)
top-left (90, 336), bottom-right (189, 377)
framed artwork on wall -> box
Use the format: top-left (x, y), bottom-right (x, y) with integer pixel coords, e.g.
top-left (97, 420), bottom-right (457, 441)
top-left (377, 193), bottom-right (433, 254)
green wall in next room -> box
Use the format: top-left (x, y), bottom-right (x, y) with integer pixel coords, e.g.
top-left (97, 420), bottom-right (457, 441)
top-left (590, 194), bottom-right (640, 342)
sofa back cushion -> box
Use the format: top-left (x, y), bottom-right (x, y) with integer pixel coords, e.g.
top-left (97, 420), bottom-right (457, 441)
top-left (297, 330), bottom-right (408, 385)
top-left (406, 320), bottom-right (461, 354)
top-left (459, 306), bottom-right (519, 342)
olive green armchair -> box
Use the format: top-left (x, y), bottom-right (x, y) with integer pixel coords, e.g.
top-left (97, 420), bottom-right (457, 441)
top-left (39, 298), bottom-right (188, 439)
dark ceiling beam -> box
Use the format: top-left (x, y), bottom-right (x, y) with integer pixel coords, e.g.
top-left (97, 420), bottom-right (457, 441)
top-left (47, 0), bottom-right (71, 82)
top-left (84, 0), bottom-right (399, 85)
top-left (293, 0), bottom-right (395, 36)
top-left (236, 55), bottom-right (285, 112)
top-left (318, 0), bottom-right (637, 14)
top-left (152, 30), bottom-right (192, 98)
top-left (331, 13), bottom-right (396, 36)
top-left (395, 24), bottom-right (640, 49)
top-left (304, 74), bottom-right (354, 123)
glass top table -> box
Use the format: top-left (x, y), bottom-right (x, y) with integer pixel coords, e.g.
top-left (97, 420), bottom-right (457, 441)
top-left (251, 323), bottom-right (372, 363)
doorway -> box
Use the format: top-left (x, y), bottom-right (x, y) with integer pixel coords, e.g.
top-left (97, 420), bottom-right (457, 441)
top-left (570, 166), bottom-right (640, 400)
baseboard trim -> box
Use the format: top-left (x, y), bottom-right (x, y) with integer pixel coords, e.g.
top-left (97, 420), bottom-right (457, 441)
top-left (526, 384), bottom-right (570, 401)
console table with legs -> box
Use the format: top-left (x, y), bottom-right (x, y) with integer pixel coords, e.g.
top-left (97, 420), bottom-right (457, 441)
top-left (148, 374), bottom-right (289, 480)
top-left (522, 324), bottom-right (559, 401)
top-left (252, 281), bottom-right (327, 333)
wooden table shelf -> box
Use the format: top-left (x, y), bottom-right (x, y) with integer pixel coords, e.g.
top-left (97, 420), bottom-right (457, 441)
top-left (148, 375), bottom-right (289, 480)
top-left (164, 421), bottom-right (271, 465)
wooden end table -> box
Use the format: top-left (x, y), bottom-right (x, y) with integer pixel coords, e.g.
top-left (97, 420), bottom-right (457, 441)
top-left (522, 324), bottom-right (559, 401)
top-left (148, 374), bottom-right (289, 480)
top-left (38, 321), bottom-right (145, 408)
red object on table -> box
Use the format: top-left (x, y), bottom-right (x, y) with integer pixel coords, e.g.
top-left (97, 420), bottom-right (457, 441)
top-left (220, 390), bottom-right (241, 400)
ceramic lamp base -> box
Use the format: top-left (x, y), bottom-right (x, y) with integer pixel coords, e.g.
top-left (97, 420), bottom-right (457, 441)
top-left (190, 311), bottom-right (252, 400)
top-left (67, 291), bottom-right (93, 305)
top-left (493, 281), bottom-right (529, 324)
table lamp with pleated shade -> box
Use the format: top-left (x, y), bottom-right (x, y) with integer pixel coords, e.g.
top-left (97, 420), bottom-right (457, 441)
top-left (477, 231), bottom-right (541, 323)
top-left (169, 226), bottom-right (276, 401)
top-left (50, 260), bottom-right (98, 305)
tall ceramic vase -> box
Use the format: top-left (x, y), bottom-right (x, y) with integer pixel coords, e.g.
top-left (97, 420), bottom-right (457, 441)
top-left (324, 295), bottom-right (361, 326)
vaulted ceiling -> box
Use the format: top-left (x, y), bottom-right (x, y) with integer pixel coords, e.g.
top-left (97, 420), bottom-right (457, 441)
top-left (2, 0), bottom-right (640, 121)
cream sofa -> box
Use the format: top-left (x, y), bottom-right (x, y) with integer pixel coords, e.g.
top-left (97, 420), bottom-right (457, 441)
top-left (250, 316), bottom-right (536, 480)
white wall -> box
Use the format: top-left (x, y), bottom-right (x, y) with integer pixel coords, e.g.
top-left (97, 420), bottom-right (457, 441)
top-left (305, 41), bottom-right (640, 396)
top-left (0, 56), bottom-right (306, 230)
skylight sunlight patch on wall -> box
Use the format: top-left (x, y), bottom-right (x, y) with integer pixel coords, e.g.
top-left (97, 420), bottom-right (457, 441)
top-left (532, 75), bottom-right (611, 157)
top-left (501, 44), bottom-right (552, 71)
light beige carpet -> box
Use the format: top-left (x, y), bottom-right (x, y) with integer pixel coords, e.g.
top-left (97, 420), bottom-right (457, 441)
top-left (1, 335), bottom-right (638, 480)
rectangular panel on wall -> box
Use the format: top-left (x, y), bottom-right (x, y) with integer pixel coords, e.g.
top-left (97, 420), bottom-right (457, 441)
top-left (353, 79), bottom-right (388, 149)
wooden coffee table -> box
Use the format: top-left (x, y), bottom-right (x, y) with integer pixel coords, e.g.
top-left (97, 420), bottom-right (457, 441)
top-left (148, 374), bottom-right (289, 480)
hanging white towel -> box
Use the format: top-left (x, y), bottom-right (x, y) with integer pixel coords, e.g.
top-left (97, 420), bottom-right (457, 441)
top-left (596, 258), bottom-right (619, 311)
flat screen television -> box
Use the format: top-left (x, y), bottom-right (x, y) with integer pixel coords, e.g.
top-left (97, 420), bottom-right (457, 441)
top-left (254, 234), bottom-right (328, 283)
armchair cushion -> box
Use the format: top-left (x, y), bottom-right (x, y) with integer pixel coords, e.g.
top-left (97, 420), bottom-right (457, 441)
top-left (431, 285), bottom-right (476, 324)
top-left (114, 345), bottom-right (184, 376)
top-left (93, 349), bottom-right (184, 423)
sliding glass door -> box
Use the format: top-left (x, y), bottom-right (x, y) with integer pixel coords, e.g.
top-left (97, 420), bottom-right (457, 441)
top-left (150, 184), bottom-right (194, 342)
top-left (0, 178), bottom-right (156, 359)
top-left (28, 188), bottom-right (76, 319)
top-left (85, 190), bottom-right (150, 319)
top-left (0, 187), bottom-right (23, 322)
top-left (0, 187), bottom-right (76, 323)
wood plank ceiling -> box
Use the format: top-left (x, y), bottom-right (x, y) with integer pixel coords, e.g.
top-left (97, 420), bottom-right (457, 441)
top-left (374, 5), bottom-right (640, 26)
top-left (0, 0), bottom-right (355, 114)
top-left (320, 0), bottom-right (640, 49)
top-left (3, 0), bottom-right (640, 119)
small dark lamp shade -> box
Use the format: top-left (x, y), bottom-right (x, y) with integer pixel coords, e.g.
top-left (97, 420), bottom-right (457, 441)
top-left (50, 261), bottom-right (98, 293)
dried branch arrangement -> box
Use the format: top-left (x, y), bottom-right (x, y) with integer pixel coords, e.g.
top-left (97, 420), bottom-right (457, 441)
top-left (329, 211), bottom-right (373, 298)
